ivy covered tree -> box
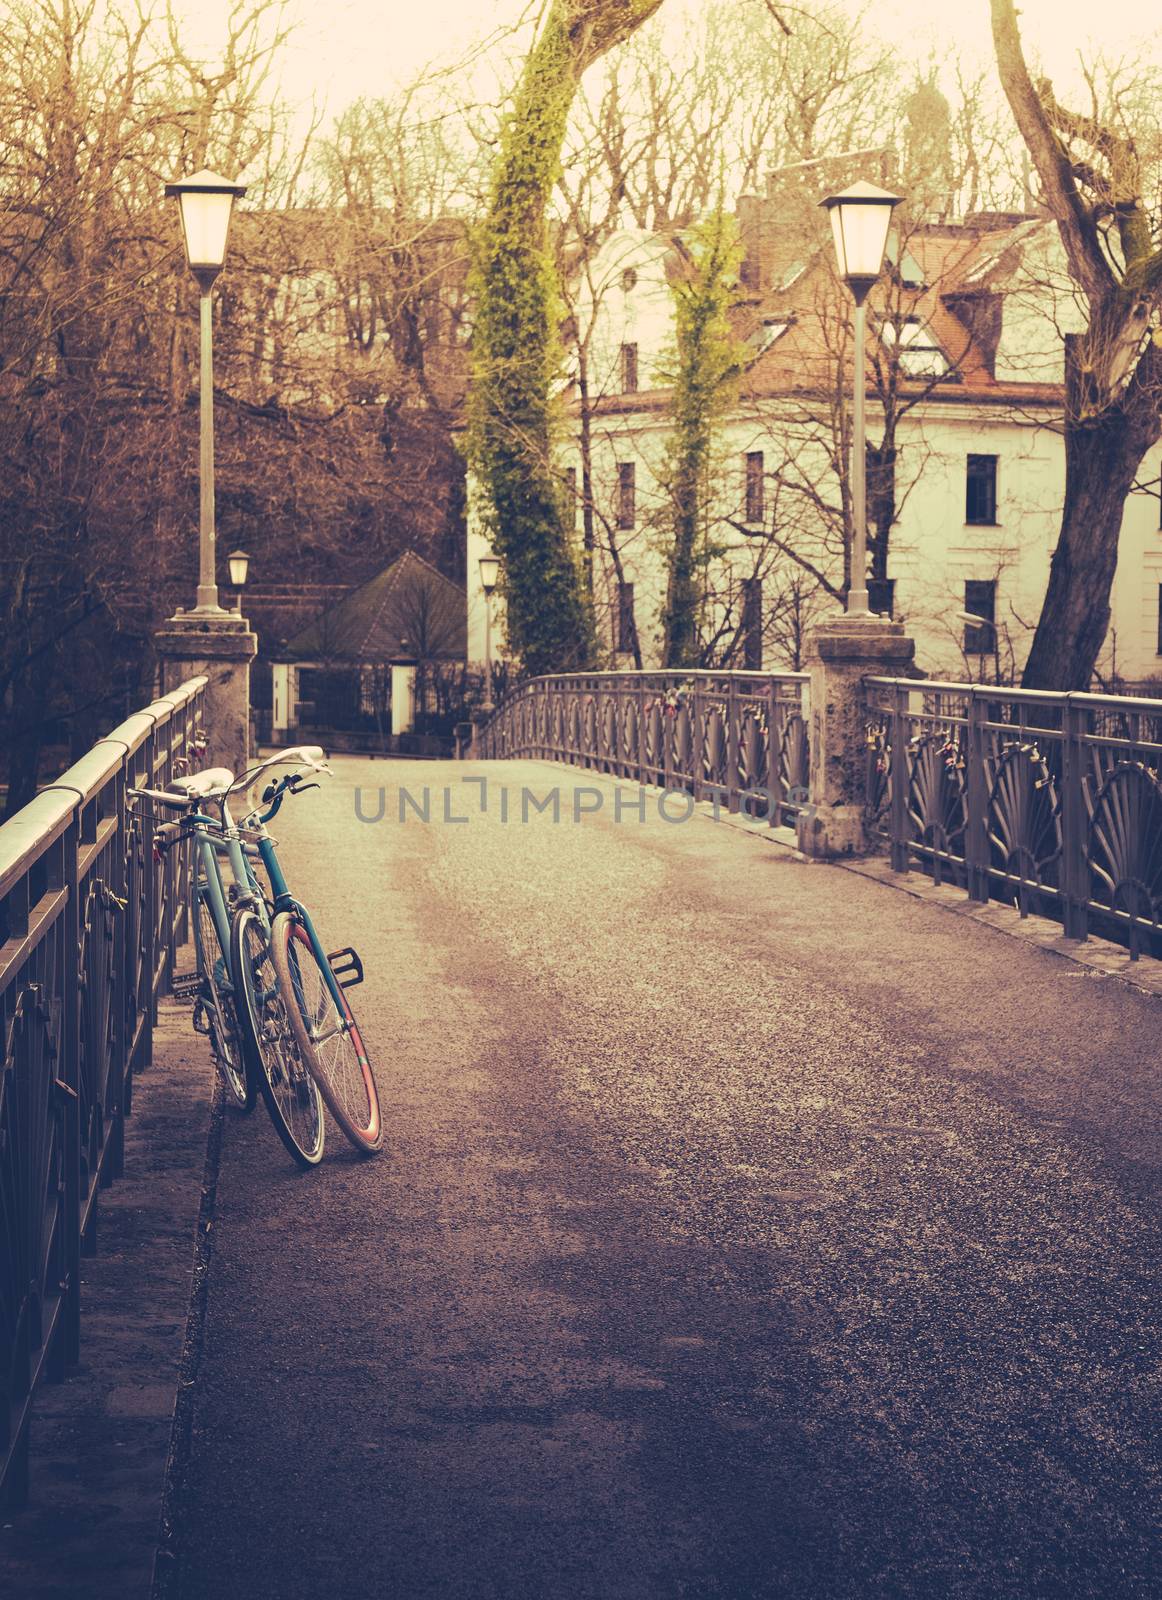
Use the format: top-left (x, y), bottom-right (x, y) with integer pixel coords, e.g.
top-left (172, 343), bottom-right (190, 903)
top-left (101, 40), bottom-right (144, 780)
top-left (467, 0), bottom-right (664, 677)
top-left (660, 210), bottom-right (744, 667)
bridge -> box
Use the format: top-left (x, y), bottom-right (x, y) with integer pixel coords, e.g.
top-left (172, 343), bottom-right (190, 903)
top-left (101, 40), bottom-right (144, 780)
top-left (2, 668), bottom-right (1162, 1597)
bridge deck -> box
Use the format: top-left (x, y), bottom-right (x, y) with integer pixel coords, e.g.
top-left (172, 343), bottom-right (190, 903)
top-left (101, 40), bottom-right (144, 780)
top-left (168, 756), bottom-right (1161, 1599)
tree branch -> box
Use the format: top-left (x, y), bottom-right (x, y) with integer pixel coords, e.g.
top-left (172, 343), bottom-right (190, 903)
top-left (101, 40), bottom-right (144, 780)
top-left (988, 0), bottom-right (1115, 303)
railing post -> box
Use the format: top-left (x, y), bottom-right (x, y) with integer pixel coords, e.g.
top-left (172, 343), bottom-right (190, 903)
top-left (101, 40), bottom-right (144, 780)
top-left (965, 690), bottom-right (989, 903)
top-left (767, 678), bottom-right (781, 827)
top-left (690, 684), bottom-right (704, 802)
top-left (637, 680), bottom-right (648, 787)
top-left (889, 682), bottom-right (910, 873)
top-left (726, 678), bottom-right (740, 814)
top-left (1060, 695), bottom-right (1088, 941)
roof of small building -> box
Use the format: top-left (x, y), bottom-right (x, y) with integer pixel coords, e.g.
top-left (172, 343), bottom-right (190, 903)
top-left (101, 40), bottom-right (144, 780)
top-left (276, 548), bottom-right (466, 664)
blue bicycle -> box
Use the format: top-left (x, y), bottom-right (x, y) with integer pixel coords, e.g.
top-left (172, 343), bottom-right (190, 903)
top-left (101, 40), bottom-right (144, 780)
top-left (136, 748), bottom-right (381, 1167)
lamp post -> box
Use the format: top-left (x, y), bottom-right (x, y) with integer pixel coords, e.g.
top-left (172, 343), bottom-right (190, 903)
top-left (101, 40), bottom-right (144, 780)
top-left (820, 180), bottom-right (902, 617)
top-left (479, 555), bottom-right (500, 713)
top-left (227, 548), bottom-right (250, 613)
top-left (165, 169), bottom-right (247, 615)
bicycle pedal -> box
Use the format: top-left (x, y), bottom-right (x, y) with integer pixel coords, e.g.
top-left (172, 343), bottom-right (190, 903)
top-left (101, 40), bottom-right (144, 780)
top-left (171, 971), bottom-right (201, 1000)
top-left (191, 999), bottom-right (213, 1036)
top-left (327, 946), bottom-right (364, 988)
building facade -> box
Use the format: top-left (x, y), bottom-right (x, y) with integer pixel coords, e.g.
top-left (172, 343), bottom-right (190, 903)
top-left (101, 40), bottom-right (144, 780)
top-left (469, 195), bottom-right (1162, 687)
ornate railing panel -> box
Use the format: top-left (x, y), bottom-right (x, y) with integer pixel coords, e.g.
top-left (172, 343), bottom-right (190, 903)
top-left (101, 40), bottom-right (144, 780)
top-left (866, 677), bottom-right (1162, 958)
top-left (479, 670), bottom-right (811, 827)
top-left (0, 677), bottom-right (206, 1506)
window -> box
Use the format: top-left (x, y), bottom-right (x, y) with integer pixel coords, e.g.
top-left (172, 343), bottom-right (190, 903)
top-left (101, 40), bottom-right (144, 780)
top-left (616, 462), bottom-right (636, 529)
top-left (966, 454), bottom-right (998, 524)
top-left (621, 267), bottom-right (638, 293)
top-left (742, 577), bottom-right (763, 669)
top-left (867, 577), bottom-right (896, 619)
top-left (745, 451), bottom-right (764, 524)
top-left (618, 582), bottom-right (636, 654)
top-left (564, 466), bottom-right (578, 530)
top-left (620, 342), bottom-right (638, 393)
top-left (882, 318), bottom-right (948, 376)
top-left (1157, 584), bottom-right (1162, 655)
top-left (964, 579), bottom-right (997, 653)
top-left (746, 318), bottom-right (790, 357)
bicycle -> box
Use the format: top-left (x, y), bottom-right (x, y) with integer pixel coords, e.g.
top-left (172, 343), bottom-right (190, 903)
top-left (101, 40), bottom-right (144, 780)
top-left (133, 763), bottom-right (254, 1113)
top-left (135, 747), bottom-right (382, 1167)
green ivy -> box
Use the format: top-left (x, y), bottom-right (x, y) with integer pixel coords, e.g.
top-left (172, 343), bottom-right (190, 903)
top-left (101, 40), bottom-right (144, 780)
top-left (660, 211), bottom-right (744, 668)
top-left (466, 7), bottom-right (595, 678)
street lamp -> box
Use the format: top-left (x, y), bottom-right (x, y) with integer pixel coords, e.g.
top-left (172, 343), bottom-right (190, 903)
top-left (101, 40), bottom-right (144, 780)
top-left (821, 180), bottom-right (902, 617)
top-left (227, 547), bottom-right (250, 613)
top-left (479, 555), bottom-right (500, 713)
top-left (165, 169), bottom-right (248, 615)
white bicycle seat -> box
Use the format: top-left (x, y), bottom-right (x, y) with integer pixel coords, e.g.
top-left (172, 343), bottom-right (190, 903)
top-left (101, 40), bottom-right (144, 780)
top-left (170, 766), bottom-right (235, 799)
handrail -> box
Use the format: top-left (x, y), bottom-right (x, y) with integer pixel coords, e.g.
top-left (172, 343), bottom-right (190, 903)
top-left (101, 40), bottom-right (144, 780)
top-left (862, 674), bottom-right (1162, 957)
top-left (0, 675), bottom-right (208, 1508)
top-left (477, 668), bottom-right (812, 828)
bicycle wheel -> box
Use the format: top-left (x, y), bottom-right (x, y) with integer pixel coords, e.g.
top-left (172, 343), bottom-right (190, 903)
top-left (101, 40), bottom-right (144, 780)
top-left (269, 911), bottom-right (382, 1154)
top-left (192, 879), bottom-right (253, 1111)
top-left (230, 905), bottom-right (325, 1168)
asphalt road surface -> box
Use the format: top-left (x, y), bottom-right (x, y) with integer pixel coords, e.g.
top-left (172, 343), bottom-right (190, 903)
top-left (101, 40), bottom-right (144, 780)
top-left (166, 757), bottom-right (1162, 1600)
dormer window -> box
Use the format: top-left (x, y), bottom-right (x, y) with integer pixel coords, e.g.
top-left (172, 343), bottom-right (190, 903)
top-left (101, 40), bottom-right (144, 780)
top-left (895, 249), bottom-right (926, 288)
top-left (882, 318), bottom-right (948, 376)
top-left (747, 319), bottom-right (790, 357)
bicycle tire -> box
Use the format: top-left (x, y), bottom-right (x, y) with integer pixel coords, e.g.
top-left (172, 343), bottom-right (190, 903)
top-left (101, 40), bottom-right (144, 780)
top-left (269, 911), bottom-right (382, 1155)
top-left (230, 904), bottom-right (325, 1168)
top-left (192, 879), bottom-right (253, 1111)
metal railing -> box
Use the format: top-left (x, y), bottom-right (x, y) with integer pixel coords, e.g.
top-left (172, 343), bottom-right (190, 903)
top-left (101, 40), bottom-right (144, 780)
top-left (864, 677), bottom-right (1162, 958)
top-left (479, 670), bottom-right (811, 826)
top-left (0, 677), bottom-right (206, 1506)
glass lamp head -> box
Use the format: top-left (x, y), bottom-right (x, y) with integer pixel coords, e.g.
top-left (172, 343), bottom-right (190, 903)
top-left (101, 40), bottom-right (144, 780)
top-left (478, 555), bottom-right (501, 594)
top-left (820, 180), bottom-right (903, 303)
top-left (227, 549), bottom-right (250, 587)
top-left (165, 169), bottom-right (247, 287)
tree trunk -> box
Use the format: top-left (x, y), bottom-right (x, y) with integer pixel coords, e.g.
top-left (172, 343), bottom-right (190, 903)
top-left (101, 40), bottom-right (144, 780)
top-left (1021, 337), bottom-right (1162, 690)
top-left (662, 462), bottom-right (700, 667)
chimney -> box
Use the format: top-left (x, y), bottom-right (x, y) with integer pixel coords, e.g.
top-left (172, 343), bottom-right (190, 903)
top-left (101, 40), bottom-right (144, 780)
top-left (736, 193), bottom-right (771, 293)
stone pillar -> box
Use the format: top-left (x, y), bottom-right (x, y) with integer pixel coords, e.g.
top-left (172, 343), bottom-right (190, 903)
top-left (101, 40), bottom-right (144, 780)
top-left (796, 613), bottom-right (914, 859)
top-left (271, 662), bottom-right (292, 737)
top-left (390, 662), bottom-right (416, 736)
top-left (154, 610), bottom-right (258, 775)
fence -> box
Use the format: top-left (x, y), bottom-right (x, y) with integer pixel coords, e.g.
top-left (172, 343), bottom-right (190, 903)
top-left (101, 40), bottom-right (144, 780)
top-left (0, 677), bottom-right (206, 1506)
top-left (479, 670), bottom-right (811, 826)
top-left (864, 677), bottom-right (1162, 958)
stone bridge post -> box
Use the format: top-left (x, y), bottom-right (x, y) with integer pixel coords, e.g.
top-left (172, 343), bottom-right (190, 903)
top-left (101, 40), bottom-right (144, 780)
top-left (796, 613), bottom-right (914, 859)
top-left (154, 611), bottom-right (257, 773)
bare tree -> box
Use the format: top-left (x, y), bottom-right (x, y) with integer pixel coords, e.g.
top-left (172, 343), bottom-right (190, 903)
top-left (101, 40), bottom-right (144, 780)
top-left (991, 0), bottom-right (1162, 689)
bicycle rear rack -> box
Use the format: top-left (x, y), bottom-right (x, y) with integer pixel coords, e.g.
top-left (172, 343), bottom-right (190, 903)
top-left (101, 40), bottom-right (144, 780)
top-left (328, 947), bottom-right (364, 989)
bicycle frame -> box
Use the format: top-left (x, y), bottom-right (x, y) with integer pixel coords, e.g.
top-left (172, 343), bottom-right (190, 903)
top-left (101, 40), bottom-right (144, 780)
top-left (252, 833), bottom-right (351, 1027)
top-left (164, 756), bottom-right (352, 1035)
top-left (191, 821), bottom-right (262, 974)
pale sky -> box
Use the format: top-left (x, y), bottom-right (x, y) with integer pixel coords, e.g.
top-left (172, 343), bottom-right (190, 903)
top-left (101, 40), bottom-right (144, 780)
top-left (179, 0), bottom-right (1160, 133)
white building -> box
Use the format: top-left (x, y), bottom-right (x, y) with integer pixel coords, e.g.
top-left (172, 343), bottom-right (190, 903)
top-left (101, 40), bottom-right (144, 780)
top-left (469, 196), bottom-right (1162, 687)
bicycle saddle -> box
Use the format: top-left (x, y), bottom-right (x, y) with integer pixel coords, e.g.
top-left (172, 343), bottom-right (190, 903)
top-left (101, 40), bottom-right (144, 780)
top-left (170, 766), bottom-right (235, 799)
